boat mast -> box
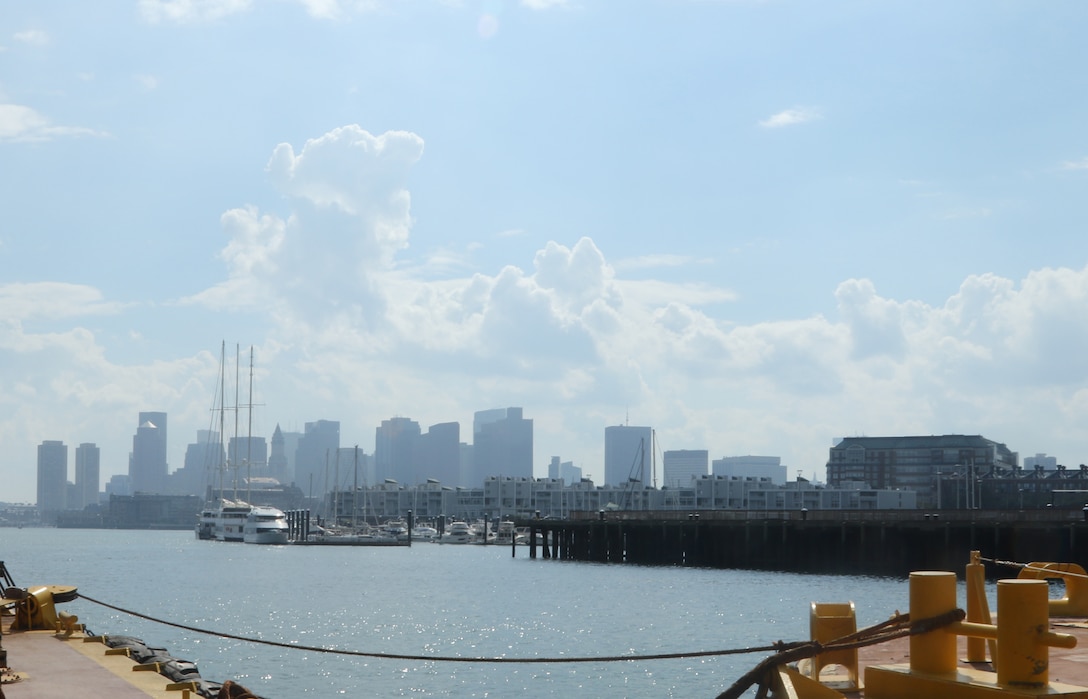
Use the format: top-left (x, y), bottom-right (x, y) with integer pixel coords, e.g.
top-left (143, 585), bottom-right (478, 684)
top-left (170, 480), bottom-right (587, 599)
top-left (217, 341), bottom-right (226, 502)
top-left (232, 343), bottom-right (240, 500)
top-left (352, 445), bottom-right (359, 531)
top-left (246, 345), bottom-right (254, 505)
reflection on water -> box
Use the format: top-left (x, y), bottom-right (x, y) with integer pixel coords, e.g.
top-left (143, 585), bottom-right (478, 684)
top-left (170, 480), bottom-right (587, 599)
top-left (5, 528), bottom-right (931, 697)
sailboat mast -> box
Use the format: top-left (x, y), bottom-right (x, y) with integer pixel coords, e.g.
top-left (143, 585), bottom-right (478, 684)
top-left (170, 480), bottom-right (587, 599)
top-left (246, 345), bottom-right (254, 504)
top-left (232, 343), bottom-right (240, 500)
top-left (217, 341), bottom-right (226, 500)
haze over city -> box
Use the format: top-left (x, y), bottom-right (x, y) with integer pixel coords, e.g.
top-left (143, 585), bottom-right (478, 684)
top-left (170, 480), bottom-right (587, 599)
top-left (2, 1), bottom-right (1087, 504)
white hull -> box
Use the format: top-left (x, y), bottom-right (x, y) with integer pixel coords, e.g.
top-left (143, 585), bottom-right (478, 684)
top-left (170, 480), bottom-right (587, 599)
top-left (243, 505), bottom-right (289, 545)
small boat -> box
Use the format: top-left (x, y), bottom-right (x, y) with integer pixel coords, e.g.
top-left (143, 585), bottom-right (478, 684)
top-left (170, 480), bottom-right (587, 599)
top-left (243, 505), bottom-right (289, 545)
top-left (195, 506), bottom-right (217, 540)
top-left (441, 521), bottom-right (472, 544)
top-left (411, 525), bottom-right (439, 541)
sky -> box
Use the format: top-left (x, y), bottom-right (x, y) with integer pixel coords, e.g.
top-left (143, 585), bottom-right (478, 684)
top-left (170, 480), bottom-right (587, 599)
top-left (2, 0), bottom-right (1087, 504)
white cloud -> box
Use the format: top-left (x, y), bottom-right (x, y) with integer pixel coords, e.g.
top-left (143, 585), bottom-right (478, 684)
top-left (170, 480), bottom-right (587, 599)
top-left (135, 74), bottom-right (160, 90)
top-left (0, 104), bottom-right (106, 143)
top-left (1063, 157), bottom-right (1088, 171)
top-left (758, 106), bottom-right (822, 129)
top-left (13, 30), bottom-right (49, 45)
top-left (521, 0), bottom-right (569, 9)
top-left (139, 0), bottom-right (253, 23)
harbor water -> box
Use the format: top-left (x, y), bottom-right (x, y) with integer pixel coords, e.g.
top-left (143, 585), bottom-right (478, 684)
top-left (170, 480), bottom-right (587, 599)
top-left (4, 528), bottom-right (947, 698)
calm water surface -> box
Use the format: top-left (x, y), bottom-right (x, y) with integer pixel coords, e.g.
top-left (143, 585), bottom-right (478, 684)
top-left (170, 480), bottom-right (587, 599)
top-left (4, 528), bottom-right (925, 698)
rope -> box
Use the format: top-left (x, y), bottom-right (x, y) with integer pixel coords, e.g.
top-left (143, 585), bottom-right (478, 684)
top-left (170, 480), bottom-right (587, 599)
top-left (981, 557), bottom-right (1088, 580)
top-left (713, 608), bottom-right (966, 699)
top-left (77, 592), bottom-right (779, 664)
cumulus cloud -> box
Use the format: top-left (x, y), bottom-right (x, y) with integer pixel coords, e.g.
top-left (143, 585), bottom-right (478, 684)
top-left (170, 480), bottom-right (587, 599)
top-left (1063, 157), bottom-right (1088, 171)
top-left (759, 106), bottom-right (822, 129)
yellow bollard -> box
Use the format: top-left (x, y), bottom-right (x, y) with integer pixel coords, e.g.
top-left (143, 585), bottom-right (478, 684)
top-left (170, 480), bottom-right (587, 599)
top-left (965, 551), bottom-right (995, 664)
top-left (1017, 563), bottom-right (1088, 617)
top-left (997, 579), bottom-right (1077, 688)
top-left (909, 571), bottom-right (958, 675)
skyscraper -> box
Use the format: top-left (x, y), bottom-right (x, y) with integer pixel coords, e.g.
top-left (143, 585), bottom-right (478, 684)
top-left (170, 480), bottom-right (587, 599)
top-left (472, 407), bottom-right (533, 485)
top-left (604, 425), bottom-right (652, 487)
top-left (294, 420), bottom-right (340, 498)
top-left (419, 422), bottom-right (460, 486)
top-left (662, 449), bottom-right (708, 488)
top-left (130, 411), bottom-right (168, 494)
top-left (37, 440), bottom-right (68, 518)
top-left (375, 417), bottom-right (421, 484)
top-left (74, 442), bottom-right (100, 509)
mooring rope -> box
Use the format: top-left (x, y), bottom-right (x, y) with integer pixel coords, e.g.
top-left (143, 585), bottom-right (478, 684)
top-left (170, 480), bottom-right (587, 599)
top-left (713, 607), bottom-right (966, 699)
top-left (77, 592), bottom-right (780, 664)
top-left (981, 557), bottom-right (1088, 580)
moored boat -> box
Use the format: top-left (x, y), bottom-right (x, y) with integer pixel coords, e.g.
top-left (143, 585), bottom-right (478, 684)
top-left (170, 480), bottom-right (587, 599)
top-left (441, 520), bottom-right (472, 544)
top-left (243, 504), bottom-right (289, 544)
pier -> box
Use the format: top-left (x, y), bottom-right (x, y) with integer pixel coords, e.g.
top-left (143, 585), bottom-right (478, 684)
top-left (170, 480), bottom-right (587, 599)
top-left (514, 509), bottom-right (1088, 576)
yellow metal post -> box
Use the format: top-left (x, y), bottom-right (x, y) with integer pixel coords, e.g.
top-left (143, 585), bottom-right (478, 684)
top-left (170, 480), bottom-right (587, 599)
top-left (996, 579), bottom-right (1077, 687)
top-left (965, 550), bottom-right (994, 664)
top-left (909, 571), bottom-right (958, 675)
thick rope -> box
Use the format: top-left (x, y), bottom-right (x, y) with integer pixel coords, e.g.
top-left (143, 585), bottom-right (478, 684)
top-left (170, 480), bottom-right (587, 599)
top-left (78, 592), bottom-right (779, 664)
top-left (982, 557), bottom-right (1088, 580)
top-left (714, 608), bottom-right (966, 699)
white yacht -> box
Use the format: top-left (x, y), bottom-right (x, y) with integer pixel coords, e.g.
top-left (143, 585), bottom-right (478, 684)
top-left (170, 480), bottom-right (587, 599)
top-left (243, 505), bottom-right (289, 545)
top-left (215, 499), bottom-right (251, 542)
top-left (441, 521), bottom-right (472, 544)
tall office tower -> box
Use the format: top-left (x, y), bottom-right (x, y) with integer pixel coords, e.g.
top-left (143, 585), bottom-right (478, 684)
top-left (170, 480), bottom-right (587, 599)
top-left (37, 440), bottom-right (68, 518)
top-left (374, 417), bottom-right (422, 484)
top-left (662, 449), bottom-right (708, 488)
top-left (472, 407), bottom-right (533, 485)
top-left (294, 420), bottom-right (340, 498)
top-left (268, 425), bottom-right (288, 484)
top-left (604, 425), bottom-right (652, 487)
top-left (130, 411), bottom-right (168, 494)
top-left (74, 442), bottom-right (100, 509)
top-left (182, 430), bottom-right (225, 496)
top-left (227, 435), bottom-right (268, 479)
top-left (418, 422), bottom-right (461, 486)
top-left (549, 456), bottom-right (561, 479)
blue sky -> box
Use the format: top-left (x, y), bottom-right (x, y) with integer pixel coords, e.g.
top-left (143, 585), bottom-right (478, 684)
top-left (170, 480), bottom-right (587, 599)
top-left (2, 0), bottom-right (1087, 503)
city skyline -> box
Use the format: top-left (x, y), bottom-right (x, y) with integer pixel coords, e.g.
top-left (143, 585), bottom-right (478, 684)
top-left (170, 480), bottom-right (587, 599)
top-left (3, 2), bottom-right (1088, 504)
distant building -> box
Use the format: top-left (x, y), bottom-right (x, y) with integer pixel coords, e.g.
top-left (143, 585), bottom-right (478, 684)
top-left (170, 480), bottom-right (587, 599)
top-left (604, 425), bottom-right (652, 486)
top-left (74, 442), bottom-right (100, 509)
top-left (826, 434), bottom-right (1018, 509)
top-left (419, 422), bottom-right (461, 486)
top-left (548, 456), bottom-right (582, 485)
top-left (130, 411), bottom-right (168, 494)
top-left (227, 435), bottom-right (268, 479)
top-left (178, 430), bottom-right (224, 497)
top-left (294, 420), bottom-right (340, 498)
top-left (712, 455), bottom-right (787, 485)
top-left (37, 440), bottom-right (68, 519)
top-left (268, 425), bottom-right (288, 484)
top-left (375, 417), bottom-right (422, 484)
top-left (472, 408), bottom-right (533, 484)
top-left (663, 449), bottom-right (708, 488)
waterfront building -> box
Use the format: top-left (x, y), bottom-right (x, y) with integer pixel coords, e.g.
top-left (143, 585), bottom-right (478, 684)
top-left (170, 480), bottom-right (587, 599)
top-left (604, 425), bottom-right (652, 486)
top-left (340, 474), bottom-right (917, 523)
top-left (130, 411), bottom-right (168, 494)
top-left (826, 434), bottom-right (1018, 509)
top-left (663, 449), bottom-right (708, 488)
top-left (74, 442), bottom-right (100, 509)
top-left (375, 417), bottom-right (422, 484)
top-left (37, 440), bottom-right (68, 519)
top-left (294, 419), bottom-right (340, 498)
top-left (712, 455), bottom-right (787, 485)
top-left (472, 407), bottom-right (533, 484)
